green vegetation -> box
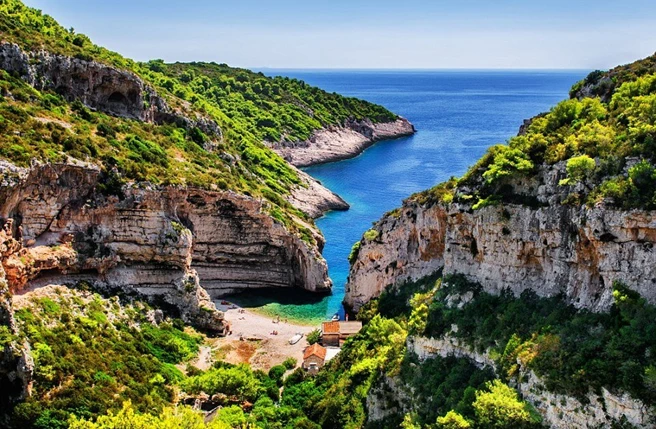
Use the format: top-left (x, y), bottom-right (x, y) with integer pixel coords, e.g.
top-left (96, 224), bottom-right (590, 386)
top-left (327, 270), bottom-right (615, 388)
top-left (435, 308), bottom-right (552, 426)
top-left (347, 241), bottom-right (361, 263)
top-left (406, 54), bottom-right (656, 210)
top-left (569, 53), bottom-right (656, 99)
top-left (399, 353), bottom-right (495, 425)
top-left (420, 274), bottom-right (656, 405)
top-left (362, 271), bottom-right (442, 321)
top-left (0, 0), bottom-right (400, 248)
top-left (160, 62), bottom-right (396, 143)
top-left (9, 288), bottom-right (318, 429)
top-left (10, 289), bottom-right (198, 428)
top-left (69, 402), bottom-right (231, 429)
top-left (469, 380), bottom-right (541, 428)
top-left (182, 363), bottom-right (264, 402)
top-left (14, 267), bottom-right (620, 429)
top-left (559, 154), bottom-right (596, 186)
top-left (282, 357), bottom-right (298, 370)
top-left (408, 177), bottom-right (457, 206)
top-left (306, 329), bottom-right (321, 345)
top-left (468, 72), bottom-right (656, 209)
top-left (362, 229), bottom-right (379, 241)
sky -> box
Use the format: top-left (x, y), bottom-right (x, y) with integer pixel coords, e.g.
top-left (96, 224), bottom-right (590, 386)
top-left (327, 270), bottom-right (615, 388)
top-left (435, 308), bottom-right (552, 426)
top-left (23, 0), bottom-right (656, 69)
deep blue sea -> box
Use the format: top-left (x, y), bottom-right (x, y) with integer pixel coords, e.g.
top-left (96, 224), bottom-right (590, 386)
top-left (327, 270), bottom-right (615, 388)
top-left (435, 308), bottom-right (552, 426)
top-left (228, 70), bottom-right (588, 324)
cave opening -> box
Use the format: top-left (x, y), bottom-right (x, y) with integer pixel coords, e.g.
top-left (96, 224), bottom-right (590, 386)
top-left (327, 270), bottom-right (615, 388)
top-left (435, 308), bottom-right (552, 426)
top-left (107, 91), bottom-right (128, 105)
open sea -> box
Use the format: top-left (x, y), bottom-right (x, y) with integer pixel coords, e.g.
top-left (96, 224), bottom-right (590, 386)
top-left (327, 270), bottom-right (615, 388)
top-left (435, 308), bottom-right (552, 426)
top-left (226, 69), bottom-right (588, 325)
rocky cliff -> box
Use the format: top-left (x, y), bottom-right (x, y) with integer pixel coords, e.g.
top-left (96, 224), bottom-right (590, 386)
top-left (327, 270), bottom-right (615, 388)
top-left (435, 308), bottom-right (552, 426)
top-left (346, 56), bottom-right (656, 314)
top-left (0, 39), bottom-right (340, 315)
top-left (0, 42), bottom-right (220, 137)
top-left (0, 161), bottom-right (331, 327)
top-left (0, 225), bottom-right (33, 418)
top-left (401, 336), bottom-right (652, 428)
top-left (270, 117), bottom-right (415, 167)
top-left (0, 41), bottom-right (356, 221)
top-left (345, 159), bottom-right (656, 312)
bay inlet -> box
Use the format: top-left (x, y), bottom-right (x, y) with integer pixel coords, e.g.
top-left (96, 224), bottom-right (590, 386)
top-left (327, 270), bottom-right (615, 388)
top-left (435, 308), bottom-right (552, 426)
top-left (225, 69), bottom-right (588, 324)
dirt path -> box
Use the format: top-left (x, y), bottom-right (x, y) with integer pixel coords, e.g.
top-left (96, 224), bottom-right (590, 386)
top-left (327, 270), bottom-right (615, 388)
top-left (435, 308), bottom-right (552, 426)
top-left (192, 345), bottom-right (213, 371)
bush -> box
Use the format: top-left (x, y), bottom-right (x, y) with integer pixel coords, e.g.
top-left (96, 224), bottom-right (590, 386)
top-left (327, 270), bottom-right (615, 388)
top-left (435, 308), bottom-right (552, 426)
top-left (473, 380), bottom-right (541, 428)
top-left (306, 329), bottom-right (321, 345)
top-left (347, 241), bottom-right (361, 264)
top-left (363, 229), bottom-right (379, 241)
top-left (560, 154), bottom-right (596, 186)
top-left (268, 365), bottom-right (287, 387)
top-left (282, 357), bottom-right (297, 370)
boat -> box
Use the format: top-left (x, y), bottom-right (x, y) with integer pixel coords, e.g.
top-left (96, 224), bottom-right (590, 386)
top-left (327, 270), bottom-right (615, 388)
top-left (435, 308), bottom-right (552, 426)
top-left (331, 313), bottom-right (339, 321)
top-left (289, 332), bottom-right (303, 345)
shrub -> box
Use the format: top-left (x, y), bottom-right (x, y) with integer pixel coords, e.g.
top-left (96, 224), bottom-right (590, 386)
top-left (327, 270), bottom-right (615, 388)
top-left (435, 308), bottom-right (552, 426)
top-left (347, 241), bottom-right (361, 263)
top-left (282, 357), bottom-right (297, 370)
top-left (268, 365), bottom-right (287, 387)
top-left (306, 329), bottom-right (321, 345)
top-left (560, 154), bottom-right (596, 186)
top-left (363, 229), bottom-right (379, 241)
top-left (473, 380), bottom-right (541, 428)
top-left (482, 147), bottom-right (534, 184)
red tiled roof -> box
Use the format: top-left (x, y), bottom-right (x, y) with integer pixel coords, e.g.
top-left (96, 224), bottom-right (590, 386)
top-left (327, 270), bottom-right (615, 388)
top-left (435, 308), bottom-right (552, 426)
top-left (322, 321), bottom-right (340, 334)
top-left (304, 343), bottom-right (327, 360)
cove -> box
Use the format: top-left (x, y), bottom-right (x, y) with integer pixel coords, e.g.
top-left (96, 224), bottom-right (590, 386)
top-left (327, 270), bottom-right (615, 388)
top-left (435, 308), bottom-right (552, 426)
top-left (226, 69), bottom-right (588, 324)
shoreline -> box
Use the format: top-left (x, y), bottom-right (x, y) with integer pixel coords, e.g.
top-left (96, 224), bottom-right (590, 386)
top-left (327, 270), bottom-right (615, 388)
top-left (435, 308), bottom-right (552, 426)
top-left (271, 117), bottom-right (415, 168)
top-left (219, 295), bottom-right (328, 327)
top-left (212, 300), bottom-right (320, 370)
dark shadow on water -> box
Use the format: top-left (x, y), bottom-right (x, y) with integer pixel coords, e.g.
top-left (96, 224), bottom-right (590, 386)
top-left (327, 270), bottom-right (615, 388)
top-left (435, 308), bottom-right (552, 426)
top-left (225, 288), bottom-right (328, 307)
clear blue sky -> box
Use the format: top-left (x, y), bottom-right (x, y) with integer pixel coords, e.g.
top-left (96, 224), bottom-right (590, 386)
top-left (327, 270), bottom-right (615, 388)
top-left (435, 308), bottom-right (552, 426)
top-left (23, 0), bottom-right (656, 69)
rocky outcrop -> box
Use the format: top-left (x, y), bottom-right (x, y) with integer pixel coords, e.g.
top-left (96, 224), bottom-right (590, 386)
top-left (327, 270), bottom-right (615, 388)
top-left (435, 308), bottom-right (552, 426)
top-left (270, 117), bottom-right (415, 167)
top-left (407, 335), bottom-right (652, 428)
top-left (0, 162), bottom-right (331, 329)
top-left (366, 375), bottom-right (411, 424)
top-left (345, 202), bottom-right (447, 310)
top-left (0, 225), bottom-right (34, 419)
top-left (0, 42), bottom-right (221, 139)
top-left (286, 167), bottom-right (349, 218)
top-left (345, 161), bottom-right (656, 313)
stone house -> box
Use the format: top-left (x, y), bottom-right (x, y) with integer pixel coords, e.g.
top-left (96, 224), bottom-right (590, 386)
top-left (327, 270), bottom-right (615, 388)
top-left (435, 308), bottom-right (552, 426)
top-left (303, 343), bottom-right (327, 375)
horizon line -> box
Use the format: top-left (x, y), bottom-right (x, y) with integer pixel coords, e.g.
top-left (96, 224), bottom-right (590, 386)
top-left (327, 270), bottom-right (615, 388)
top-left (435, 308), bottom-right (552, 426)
top-left (247, 67), bottom-right (593, 72)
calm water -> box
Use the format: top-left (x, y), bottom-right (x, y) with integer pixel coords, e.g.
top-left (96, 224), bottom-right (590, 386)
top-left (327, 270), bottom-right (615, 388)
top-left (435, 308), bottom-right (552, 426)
top-left (227, 70), bottom-right (587, 325)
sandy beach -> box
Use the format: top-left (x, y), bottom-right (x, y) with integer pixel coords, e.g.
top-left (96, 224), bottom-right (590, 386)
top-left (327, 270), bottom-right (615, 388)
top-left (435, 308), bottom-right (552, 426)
top-left (194, 301), bottom-right (319, 371)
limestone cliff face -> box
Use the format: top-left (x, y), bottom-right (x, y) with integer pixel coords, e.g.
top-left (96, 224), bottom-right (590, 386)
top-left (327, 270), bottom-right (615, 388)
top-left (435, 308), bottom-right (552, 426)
top-left (345, 161), bottom-right (656, 312)
top-left (403, 336), bottom-right (652, 428)
top-left (0, 226), bottom-right (33, 416)
top-left (0, 42), bottom-right (221, 138)
top-left (286, 167), bottom-right (349, 218)
top-left (0, 162), bottom-right (331, 325)
top-left (270, 117), bottom-right (415, 167)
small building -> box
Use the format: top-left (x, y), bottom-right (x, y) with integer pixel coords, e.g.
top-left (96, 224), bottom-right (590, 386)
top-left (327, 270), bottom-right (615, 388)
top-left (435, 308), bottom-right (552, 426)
top-left (321, 321), bottom-right (341, 347)
top-left (321, 321), bottom-right (363, 347)
top-left (303, 343), bottom-right (327, 375)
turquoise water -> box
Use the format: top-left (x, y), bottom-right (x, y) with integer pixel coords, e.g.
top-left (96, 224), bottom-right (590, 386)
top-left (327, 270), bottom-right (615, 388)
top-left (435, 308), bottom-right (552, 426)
top-left (227, 70), bottom-right (588, 323)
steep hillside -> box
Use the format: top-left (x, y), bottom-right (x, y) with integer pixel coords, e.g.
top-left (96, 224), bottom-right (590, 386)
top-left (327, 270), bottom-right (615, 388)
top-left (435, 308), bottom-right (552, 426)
top-left (0, 0), bottom-right (414, 305)
top-left (346, 54), bottom-right (656, 312)
top-left (341, 54), bottom-right (656, 427)
top-left (0, 1), bottom-right (416, 424)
